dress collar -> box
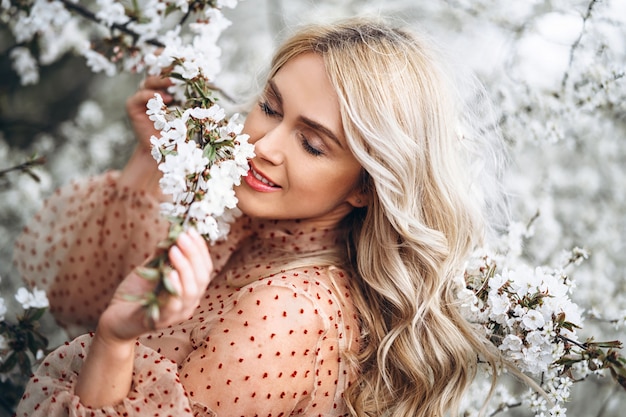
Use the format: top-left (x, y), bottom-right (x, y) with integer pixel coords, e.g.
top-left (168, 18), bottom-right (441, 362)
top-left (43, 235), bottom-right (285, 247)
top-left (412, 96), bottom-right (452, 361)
top-left (246, 218), bottom-right (348, 254)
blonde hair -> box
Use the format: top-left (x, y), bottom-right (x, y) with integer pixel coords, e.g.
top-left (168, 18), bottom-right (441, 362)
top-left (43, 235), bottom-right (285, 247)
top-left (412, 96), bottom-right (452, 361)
top-left (266, 17), bottom-right (507, 416)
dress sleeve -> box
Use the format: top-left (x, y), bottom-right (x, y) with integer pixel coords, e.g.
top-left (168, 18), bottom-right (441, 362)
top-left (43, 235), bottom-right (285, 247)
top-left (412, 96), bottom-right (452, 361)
top-left (12, 171), bottom-right (170, 337)
top-left (12, 170), bottom-right (251, 338)
top-left (181, 271), bottom-right (353, 416)
top-left (15, 333), bottom-right (196, 417)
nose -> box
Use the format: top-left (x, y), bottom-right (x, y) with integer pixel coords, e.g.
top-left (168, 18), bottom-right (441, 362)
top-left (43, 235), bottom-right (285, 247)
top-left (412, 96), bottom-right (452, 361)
top-left (251, 122), bottom-right (290, 166)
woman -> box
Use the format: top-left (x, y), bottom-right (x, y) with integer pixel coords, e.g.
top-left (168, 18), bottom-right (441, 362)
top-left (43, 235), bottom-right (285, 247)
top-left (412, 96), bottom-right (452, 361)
top-left (15, 17), bottom-right (504, 417)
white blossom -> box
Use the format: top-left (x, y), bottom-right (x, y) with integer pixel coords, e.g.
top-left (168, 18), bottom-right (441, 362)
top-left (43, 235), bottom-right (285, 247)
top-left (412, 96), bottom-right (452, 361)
top-left (95, 0), bottom-right (129, 27)
top-left (15, 287), bottom-right (49, 310)
top-left (10, 47), bottom-right (39, 85)
top-left (487, 291), bottom-right (510, 325)
top-left (521, 309), bottom-right (546, 331)
top-left (81, 47), bottom-right (117, 76)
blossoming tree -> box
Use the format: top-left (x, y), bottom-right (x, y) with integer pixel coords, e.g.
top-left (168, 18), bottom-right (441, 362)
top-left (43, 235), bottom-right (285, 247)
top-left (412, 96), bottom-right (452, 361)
top-left (1, 0), bottom-right (625, 416)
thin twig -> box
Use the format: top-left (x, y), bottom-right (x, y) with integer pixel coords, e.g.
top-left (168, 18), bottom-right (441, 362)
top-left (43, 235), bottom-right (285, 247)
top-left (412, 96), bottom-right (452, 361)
top-left (489, 401), bottom-right (522, 417)
top-left (0, 156), bottom-right (46, 178)
top-left (561, 0), bottom-right (599, 90)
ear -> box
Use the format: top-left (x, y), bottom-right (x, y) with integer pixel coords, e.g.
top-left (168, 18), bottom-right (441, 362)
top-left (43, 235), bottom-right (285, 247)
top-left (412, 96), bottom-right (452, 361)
top-left (346, 190), bottom-right (369, 208)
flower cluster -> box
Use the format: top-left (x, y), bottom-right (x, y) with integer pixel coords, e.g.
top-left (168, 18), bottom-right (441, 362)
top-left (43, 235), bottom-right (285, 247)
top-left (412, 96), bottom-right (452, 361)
top-left (0, 0), bottom-right (240, 85)
top-left (0, 279), bottom-right (49, 395)
top-left (2, 1), bottom-right (626, 416)
top-left (459, 241), bottom-right (625, 416)
top-left (147, 78), bottom-right (254, 243)
top-left (464, 259), bottom-right (582, 374)
top-left (135, 59), bottom-right (254, 319)
top-left (2, 0), bottom-right (253, 330)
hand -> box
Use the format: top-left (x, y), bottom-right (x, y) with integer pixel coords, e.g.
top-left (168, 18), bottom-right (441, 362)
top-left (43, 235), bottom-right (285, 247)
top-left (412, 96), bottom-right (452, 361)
top-left (97, 229), bottom-right (213, 343)
top-left (126, 75), bottom-right (174, 150)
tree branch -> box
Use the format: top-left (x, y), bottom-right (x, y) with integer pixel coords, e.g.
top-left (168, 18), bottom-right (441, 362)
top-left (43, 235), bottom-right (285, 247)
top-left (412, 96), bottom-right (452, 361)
top-left (58, 0), bottom-right (164, 47)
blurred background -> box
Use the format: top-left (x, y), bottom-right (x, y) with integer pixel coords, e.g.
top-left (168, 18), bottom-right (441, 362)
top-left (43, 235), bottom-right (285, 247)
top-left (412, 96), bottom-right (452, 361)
top-left (1, 0), bottom-right (625, 416)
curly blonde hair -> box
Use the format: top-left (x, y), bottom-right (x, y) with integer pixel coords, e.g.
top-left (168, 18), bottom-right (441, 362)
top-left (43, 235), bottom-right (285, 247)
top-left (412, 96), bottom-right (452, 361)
top-left (267, 17), bottom-right (507, 416)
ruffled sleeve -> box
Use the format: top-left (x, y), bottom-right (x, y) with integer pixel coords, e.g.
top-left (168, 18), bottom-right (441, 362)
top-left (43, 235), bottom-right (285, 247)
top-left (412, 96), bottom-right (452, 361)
top-left (13, 171), bottom-right (170, 337)
top-left (15, 333), bottom-right (196, 417)
top-left (13, 170), bottom-right (252, 338)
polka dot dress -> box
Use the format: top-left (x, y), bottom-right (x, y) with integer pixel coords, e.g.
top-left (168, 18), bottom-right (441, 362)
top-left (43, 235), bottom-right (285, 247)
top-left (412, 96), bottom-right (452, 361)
top-left (13, 171), bottom-right (170, 338)
top-left (15, 172), bottom-right (361, 416)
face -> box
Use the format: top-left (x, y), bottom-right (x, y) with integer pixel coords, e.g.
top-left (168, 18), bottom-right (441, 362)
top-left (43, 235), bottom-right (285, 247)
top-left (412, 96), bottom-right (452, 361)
top-left (235, 53), bottom-right (366, 229)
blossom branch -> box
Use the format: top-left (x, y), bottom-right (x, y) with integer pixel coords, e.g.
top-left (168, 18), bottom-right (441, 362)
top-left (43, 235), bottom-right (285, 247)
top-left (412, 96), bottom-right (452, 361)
top-left (135, 59), bottom-right (254, 321)
top-left (57, 0), bottom-right (164, 47)
top-left (0, 156), bottom-right (46, 184)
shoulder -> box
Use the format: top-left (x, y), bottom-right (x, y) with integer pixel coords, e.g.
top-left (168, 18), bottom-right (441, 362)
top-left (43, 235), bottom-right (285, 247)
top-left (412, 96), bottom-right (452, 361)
top-left (243, 266), bottom-right (354, 318)
top-left (234, 265), bottom-right (359, 355)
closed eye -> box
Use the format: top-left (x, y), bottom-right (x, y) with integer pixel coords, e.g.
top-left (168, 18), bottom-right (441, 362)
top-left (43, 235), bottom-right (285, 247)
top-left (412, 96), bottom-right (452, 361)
top-left (299, 134), bottom-right (324, 157)
top-left (259, 100), bottom-right (281, 117)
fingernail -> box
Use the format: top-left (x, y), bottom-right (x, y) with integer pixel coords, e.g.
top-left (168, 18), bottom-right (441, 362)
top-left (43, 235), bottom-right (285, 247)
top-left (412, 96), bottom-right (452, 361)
top-left (170, 245), bottom-right (182, 257)
top-left (188, 228), bottom-right (201, 239)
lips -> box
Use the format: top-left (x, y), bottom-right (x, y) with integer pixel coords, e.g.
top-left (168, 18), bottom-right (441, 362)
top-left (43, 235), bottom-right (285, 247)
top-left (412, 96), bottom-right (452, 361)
top-left (250, 165), bottom-right (277, 187)
top-left (244, 163), bottom-right (281, 192)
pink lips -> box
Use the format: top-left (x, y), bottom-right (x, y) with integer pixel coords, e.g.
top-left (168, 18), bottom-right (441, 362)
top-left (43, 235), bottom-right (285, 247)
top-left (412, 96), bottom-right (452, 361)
top-left (244, 164), bottom-right (281, 192)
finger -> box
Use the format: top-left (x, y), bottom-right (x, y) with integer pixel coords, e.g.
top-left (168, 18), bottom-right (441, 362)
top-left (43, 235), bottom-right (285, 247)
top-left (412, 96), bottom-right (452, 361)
top-left (176, 231), bottom-right (212, 287)
top-left (127, 89), bottom-right (173, 112)
top-left (188, 228), bottom-right (213, 274)
top-left (168, 244), bottom-right (199, 298)
top-left (143, 74), bottom-right (173, 90)
top-left (147, 268), bottom-right (192, 330)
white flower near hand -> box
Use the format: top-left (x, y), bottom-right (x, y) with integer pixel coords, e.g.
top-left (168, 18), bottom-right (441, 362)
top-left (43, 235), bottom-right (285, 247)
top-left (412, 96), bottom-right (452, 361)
top-left (15, 287), bottom-right (49, 309)
top-left (187, 105), bottom-right (226, 123)
top-left (161, 118), bottom-right (189, 145)
top-left (147, 94), bottom-right (168, 131)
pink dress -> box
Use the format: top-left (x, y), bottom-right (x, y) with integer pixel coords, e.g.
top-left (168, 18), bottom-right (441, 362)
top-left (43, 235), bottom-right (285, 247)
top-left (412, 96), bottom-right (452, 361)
top-left (14, 172), bottom-right (360, 416)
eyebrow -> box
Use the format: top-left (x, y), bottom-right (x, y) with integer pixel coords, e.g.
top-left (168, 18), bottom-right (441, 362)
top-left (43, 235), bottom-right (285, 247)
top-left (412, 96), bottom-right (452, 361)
top-left (268, 80), bottom-right (343, 149)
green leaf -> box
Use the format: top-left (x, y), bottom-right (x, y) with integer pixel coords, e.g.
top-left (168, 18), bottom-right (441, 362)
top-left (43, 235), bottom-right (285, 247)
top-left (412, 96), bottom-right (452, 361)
top-left (203, 145), bottom-right (217, 162)
top-left (26, 331), bottom-right (47, 355)
top-left (168, 223), bottom-right (184, 241)
top-left (136, 266), bottom-right (161, 281)
top-left (162, 272), bottom-right (178, 296)
top-left (0, 352), bottom-right (18, 373)
top-left (121, 293), bottom-right (145, 303)
top-left (23, 307), bottom-right (46, 322)
top-left (147, 301), bottom-right (161, 324)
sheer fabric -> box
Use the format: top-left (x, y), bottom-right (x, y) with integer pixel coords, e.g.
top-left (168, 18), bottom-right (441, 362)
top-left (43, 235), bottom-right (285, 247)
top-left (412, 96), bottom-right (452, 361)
top-left (14, 172), bottom-right (360, 416)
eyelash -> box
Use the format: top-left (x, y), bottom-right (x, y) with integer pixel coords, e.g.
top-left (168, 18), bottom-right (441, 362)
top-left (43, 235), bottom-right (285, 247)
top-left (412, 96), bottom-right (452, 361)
top-left (299, 135), bottom-right (324, 156)
top-left (259, 100), bottom-right (324, 157)
top-left (259, 100), bottom-right (279, 117)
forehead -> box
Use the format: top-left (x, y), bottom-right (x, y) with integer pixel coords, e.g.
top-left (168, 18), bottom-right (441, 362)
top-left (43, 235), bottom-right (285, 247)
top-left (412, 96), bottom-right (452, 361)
top-left (271, 53), bottom-right (342, 128)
